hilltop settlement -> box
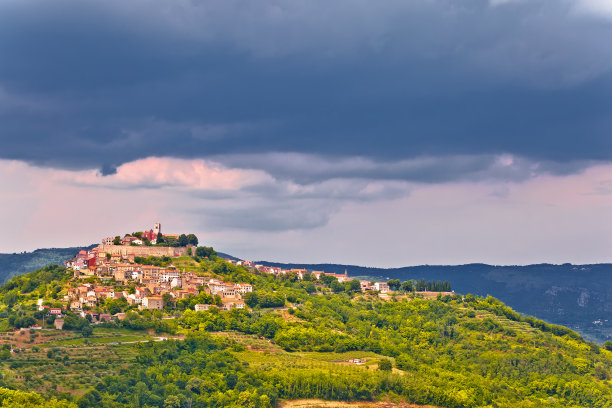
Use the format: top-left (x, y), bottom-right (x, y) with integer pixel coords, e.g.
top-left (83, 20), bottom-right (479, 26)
top-left (53, 223), bottom-right (420, 326)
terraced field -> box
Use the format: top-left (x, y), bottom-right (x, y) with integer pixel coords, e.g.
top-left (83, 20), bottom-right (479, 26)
top-left (0, 327), bottom-right (148, 397)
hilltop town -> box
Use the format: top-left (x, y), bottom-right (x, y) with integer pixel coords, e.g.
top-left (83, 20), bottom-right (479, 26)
top-left (49, 223), bottom-right (407, 329)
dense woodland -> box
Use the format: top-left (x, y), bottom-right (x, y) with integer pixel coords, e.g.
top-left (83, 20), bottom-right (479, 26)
top-left (0, 254), bottom-right (611, 407)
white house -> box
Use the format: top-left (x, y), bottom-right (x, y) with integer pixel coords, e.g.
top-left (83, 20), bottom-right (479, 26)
top-left (374, 282), bottom-right (389, 293)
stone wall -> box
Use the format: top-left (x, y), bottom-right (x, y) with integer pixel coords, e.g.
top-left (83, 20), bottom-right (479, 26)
top-left (97, 245), bottom-right (188, 258)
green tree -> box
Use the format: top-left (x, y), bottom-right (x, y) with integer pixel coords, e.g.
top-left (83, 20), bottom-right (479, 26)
top-left (387, 279), bottom-right (401, 290)
top-left (400, 281), bottom-right (413, 292)
top-left (595, 363), bottom-right (610, 380)
top-left (195, 246), bottom-right (216, 259)
top-left (378, 358), bottom-right (392, 371)
top-left (319, 274), bottom-right (336, 285)
top-left (105, 298), bottom-right (127, 315)
top-left (187, 234), bottom-right (198, 246)
top-left (162, 293), bottom-right (174, 308)
top-left (244, 292), bottom-right (258, 308)
top-left (81, 325), bottom-right (93, 338)
top-left (330, 280), bottom-right (344, 293)
top-left (346, 279), bottom-right (362, 293)
top-left (164, 395), bottom-right (181, 408)
top-left (178, 234), bottom-right (189, 247)
top-left (3, 291), bottom-right (18, 307)
top-left (186, 377), bottom-right (202, 394)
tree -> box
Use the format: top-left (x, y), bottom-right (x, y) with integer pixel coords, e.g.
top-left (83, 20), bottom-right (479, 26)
top-left (112, 236), bottom-right (121, 245)
top-left (400, 281), bottom-right (413, 292)
top-left (319, 274), bottom-right (336, 285)
top-left (225, 373), bottom-right (238, 389)
top-left (187, 234), bottom-right (198, 246)
top-left (330, 280), bottom-right (344, 293)
top-left (106, 298), bottom-right (127, 315)
top-left (346, 279), bottom-right (362, 293)
top-left (259, 395), bottom-right (272, 408)
top-left (185, 377), bottom-right (202, 394)
top-left (4, 291), bottom-right (18, 308)
top-left (178, 234), bottom-right (189, 247)
top-left (387, 279), bottom-right (401, 291)
top-left (378, 358), bottom-right (392, 371)
top-left (302, 282), bottom-right (316, 294)
top-left (162, 293), bottom-right (174, 308)
top-left (81, 325), bottom-right (93, 338)
top-left (195, 246), bottom-right (216, 259)
top-left (595, 363), bottom-right (610, 380)
top-left (164, 395), bottom-right (181, 408)
top-left (77, 390), bottom-right (101, 408)
top-left (244, 292), bottom-right (258, 308)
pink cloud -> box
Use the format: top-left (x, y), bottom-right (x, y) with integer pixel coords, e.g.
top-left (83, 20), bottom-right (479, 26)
top-left (57, 157), bottom-right (273, 190)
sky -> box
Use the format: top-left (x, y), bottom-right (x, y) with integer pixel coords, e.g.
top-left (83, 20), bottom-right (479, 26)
top-left (1, 0), bottom-right (611, 266)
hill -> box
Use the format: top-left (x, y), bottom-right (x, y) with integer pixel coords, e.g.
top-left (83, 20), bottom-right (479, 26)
top-left (256, 261), bottom-right (612, 344)
top-left (0, 246), bottom-right (95, 283)
top-left (2, 247), bottom-right (611, 343)
top-left (0, 258), bottom-right (611, 407)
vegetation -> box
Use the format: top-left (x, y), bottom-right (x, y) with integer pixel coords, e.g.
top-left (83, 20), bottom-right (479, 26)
top-left (67, 292), bottom-right (612, 408)
top-left (0, 387), bottom-right (76, 407)
top-left (154, 233), bottom-right (198, 247)
top-left (0, 255), bottom-right (611, 407)
top-left (0, 246), bottom-right (94, 284)
top-left (257, 261), bottom-right (612, 343)
top-left (386, 278), bottom-right (451, 292)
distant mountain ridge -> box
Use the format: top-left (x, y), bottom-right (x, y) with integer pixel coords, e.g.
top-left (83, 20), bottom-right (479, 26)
top-left (257, 260), bottom-right (612, 343)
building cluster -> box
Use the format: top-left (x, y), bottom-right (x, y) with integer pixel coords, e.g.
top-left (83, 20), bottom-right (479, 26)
top-left (225, 260), bottom-right (390, 293)
top-left (61, 224), bottom-right (252, 313)
top-left (63, 270), bottom-right (251, 312)
top-left (101, 222), bottom-right (179, 246)
top-left (56, 222), bottom-right (391, 327)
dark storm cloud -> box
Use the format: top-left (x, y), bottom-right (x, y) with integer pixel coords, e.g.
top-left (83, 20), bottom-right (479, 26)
top-left (1, 0), bottom-right (611, 180)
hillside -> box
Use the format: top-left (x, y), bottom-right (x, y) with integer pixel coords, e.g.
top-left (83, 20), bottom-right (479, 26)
top-left (0, 246), bottom-right (95, 283)
top-left (2, 248), bottom-right (611, 343)
top-left (257, 261), bottom-right (612, 343)
top-left (0, 255), bottom-right (611, 407)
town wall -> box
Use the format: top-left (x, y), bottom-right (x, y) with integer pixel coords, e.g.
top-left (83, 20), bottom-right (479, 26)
top-left (97, 245), bottom-right (188, 258)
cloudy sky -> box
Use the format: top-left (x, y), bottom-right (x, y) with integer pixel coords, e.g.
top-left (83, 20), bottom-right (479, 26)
top-left (1, 0), bottom-right (611, 266)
